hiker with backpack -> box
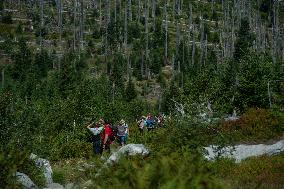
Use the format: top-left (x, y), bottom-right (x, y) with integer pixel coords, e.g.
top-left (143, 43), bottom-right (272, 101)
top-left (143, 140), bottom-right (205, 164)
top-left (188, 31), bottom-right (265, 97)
top-left (146, 113), bottom-right (156, 130)
top-left (100, 119), bottom-right (116, 154)
top-left (137, 116), bottom-right (146, 134)
top-left (156, 113), bottom-right (164, 127)
top-left (87, 121), bottom-right (103, 155)
top-left (117, 119), bottom-right (129, 146)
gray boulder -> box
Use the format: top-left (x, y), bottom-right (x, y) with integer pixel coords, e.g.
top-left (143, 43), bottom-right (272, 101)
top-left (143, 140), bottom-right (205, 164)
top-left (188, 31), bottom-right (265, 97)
top-left (30, 153), bottom-right (53, 185)
top-left (95, 144), bottom-right (149, 178)
top-left (106, 144), bottom-right (150, 164)
top-left (43, 183), bottom-right (64, 189)
top-left (204, 140), bottom-right (284, 163)
top-left (15, 172), bottom-right (38, 189)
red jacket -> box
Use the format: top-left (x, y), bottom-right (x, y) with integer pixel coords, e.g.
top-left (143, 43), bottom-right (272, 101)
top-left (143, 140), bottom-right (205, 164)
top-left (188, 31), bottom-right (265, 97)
top-left (101, 124), bottom-right (112, 144)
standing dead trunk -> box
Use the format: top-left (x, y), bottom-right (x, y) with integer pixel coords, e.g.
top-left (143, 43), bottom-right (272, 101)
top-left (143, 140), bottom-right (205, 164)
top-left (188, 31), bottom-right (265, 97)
top-left (152, 0), bottom-right (156, 30)
top-left (211, 0), bottom-right (214, 15)
top-left (128, 0), bottom-right (132, 22)
top-left (138, 0), bottom-right (141, 22)
top-left (114, 0), bottom-right (117, 23)
top-left (141, 52), bottom-right (144, 78)
top-left (199, 21), bottom-right (204, 66)
top-left (58, 0), bottom-right (63, 45)
top-left (1, 68), bottom-right (4, 88)
top-left (124, 1), bottom-right (128, 53)
top-left (145, 0), bottom-right (149, 59)
top-left (204, 34), bottom-right (208, 65)
top-left (191, 29), bottom-right (195, 67)
top-left (99, 0), bottom-right (102, 29)
top-left (164, 2), bottom-right (168, 62)
top-left (176, 22), bottom-right (180, 62)
top-left (172, 54), bottom-right (175, 70)
top-left (80, 0), bottom-right (84, 49)
top-left (40, 0), bottom-right (44, 48)
top-left (73, 0), bottom-right (77, 50)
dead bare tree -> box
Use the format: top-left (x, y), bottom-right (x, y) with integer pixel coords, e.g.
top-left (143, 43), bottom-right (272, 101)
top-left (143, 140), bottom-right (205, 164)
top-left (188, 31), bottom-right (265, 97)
top-left (145, 0), bottom-right (149, 59)
top-left (80, 0), bottom-right (84, 49)
top-left (138, 0), bottom-right (141, 22)
top-left (192, 26), bottom-right (195, 67)
top-left (40, 0), bottom-right (44, 48)
top-left (128, 0), bottom-right (132, 22)
top-left (164, 2), bottom-right (168, 62)
top-left (152, 0), bottom-right (156, 30)
top-left (199, 20), bottom-right (204, 66)
top-left (124, 0), bottom-right (128, 53)
top-left (1, 68), bottom-right (4, 88)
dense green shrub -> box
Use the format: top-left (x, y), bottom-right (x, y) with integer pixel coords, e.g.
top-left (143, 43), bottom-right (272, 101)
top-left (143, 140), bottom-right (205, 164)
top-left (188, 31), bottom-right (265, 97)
top-left (2, 13), bottom-right (12, 24)
top-left (209, 152), bottom-right (284, 189)
top-left (94, 151), bottom-right (227, 189)
top-left (0, 149), bottom-right (24, 189)
top-left (218, 108), bottom-right (284, 142)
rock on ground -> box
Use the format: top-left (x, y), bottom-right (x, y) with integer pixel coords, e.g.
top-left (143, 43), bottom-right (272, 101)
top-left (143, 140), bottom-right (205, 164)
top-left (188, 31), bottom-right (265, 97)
top-left (30, 153), bottom-right (53, 185)
top-left (15, 172), bottom-right (38, 189)
top-left (43, 183), bottom-right (64, 189)
top-left (204, 140), bottom-right (284, 163)
top-left (106, 144), bottom-right (150, 164)
top-left (94, 144), bottom-right (149, 178)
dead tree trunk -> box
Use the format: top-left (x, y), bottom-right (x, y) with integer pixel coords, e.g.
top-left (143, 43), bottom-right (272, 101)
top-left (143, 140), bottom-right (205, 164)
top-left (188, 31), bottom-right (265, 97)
top-left (73, 0), bottom-right (77, 50)
top-left (124, 1), bottom-right (128, 53)
top-left (164, 2), bottom-right (168, 62)
top-left (192, 29), bottom-right (195, 67)
top-left (138, 0), bottom-right (141, 22)
top-left (80, 0), bottom-right (84, 49)
top-left (128, 0), bottom-right (132, 22)
top-left (145, 0), bottom-right (149, 59)
top-left (152, 0), bottom-right (156, 30)
top-left (40, 0), bottom-right (44, 48)
top-left (1, 69), bottom-right (4, 88)
top-left (99, 0), bottom-right (102, 29)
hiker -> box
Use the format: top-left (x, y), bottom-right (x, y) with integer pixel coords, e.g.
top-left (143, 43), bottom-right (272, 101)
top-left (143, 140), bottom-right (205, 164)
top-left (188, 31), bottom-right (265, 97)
top-left (87, 121), bottom-right (103, 155)
top-left (156, 113), bottom-right (164, 127)
top-left (117, 119), bottom-right (129, 146)
top-left (146, 113), bottom-right (155, 130)
top-left (100, 119), bottom-right (114, 154)
top-left (137, 116), bottom-right (146, 134)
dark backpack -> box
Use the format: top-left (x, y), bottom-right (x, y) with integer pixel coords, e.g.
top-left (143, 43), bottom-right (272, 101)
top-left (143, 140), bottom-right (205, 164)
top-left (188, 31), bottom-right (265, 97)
top-left (108, 124), bottom-right (118, 141)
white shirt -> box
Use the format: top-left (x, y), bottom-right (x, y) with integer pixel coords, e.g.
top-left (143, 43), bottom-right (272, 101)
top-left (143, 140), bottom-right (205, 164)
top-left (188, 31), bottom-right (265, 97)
top-left (88, 127), bottom-right (103, 135)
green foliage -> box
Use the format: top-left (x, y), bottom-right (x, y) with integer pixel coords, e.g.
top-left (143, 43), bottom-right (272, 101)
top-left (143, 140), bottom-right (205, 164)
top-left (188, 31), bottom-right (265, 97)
top-left (11, 38), bottom-right (32, 81)
top-left (2, 12), bottom-right (13, 24)
top-left (0, 149), bottom-right (24, 189)
top-left (235, 54), bottom-right (273, 110)
top-left (94, 151), bottom-right (226, 189)
top-left (234, 18), bottom-right (255, 62)
top-left (0, 2), bottom-right (283, 187)
top-left (18, 155), bottom-right (46, 188)
top-left (125, 78), bottom-right (137, 101)
top-left (217, 108), bottom-right (284, 143)
top-left (52, 169), bottom-right (66, 184)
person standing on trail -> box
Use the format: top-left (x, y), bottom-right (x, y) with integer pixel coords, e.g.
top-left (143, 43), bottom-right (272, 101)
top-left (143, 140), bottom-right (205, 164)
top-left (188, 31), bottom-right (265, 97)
top-left (156, 113), bottom-right (164, 127)
top-left (146, 113), bottom-right (155, 130)
top-left (117, 119), bottom-right (129, 146)
top-left (87, 121), bottom-right (103, 155)
top-left (137, 116), bottom-right (146, 134)
top-left (100, 119), bottom-right (113, 154)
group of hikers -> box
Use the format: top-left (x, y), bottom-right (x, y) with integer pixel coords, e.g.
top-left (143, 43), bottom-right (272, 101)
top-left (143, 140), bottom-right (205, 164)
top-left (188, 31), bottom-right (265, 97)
top-left (86, 113), bottom-right (165, 156)
top-left (137, 113), bottom-right (165, 133)
top-left (86, 118), bottom-right (129, 155)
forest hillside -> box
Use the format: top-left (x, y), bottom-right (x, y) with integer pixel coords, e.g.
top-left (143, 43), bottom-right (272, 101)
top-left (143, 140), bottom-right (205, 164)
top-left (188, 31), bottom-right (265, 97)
top-left (0, 0), bottom-right (284, 189)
